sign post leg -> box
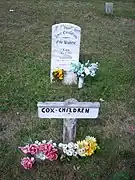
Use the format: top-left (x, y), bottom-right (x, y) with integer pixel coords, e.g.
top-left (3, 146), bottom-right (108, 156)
top-left (63, 99), bottom-right (78, 143)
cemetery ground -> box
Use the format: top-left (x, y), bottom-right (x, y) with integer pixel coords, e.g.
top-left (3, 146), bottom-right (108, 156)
top-left (0, 0), bottom-right (135, 179)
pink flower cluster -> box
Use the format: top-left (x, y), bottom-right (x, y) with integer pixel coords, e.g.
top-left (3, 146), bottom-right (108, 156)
top-left (21, 157), bottom-right (35, 169)
top-left (39, 143), bottom-right (58, 160)
top-left (19, 143), bottom-right (58, 169)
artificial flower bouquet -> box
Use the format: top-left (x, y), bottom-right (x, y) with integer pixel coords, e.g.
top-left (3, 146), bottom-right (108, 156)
top-left (52, 68), bottom-right (65, 81)
top-left (71, 60), bottom-right (98, 78)
top-left (18, 136), bottom-right (100, 169)
top-left (71, 60), bottom-right (99, 88)
top-left (19, 140), bottom-right (58, 169)
top-left (58, 136), bottom-right (100, 158)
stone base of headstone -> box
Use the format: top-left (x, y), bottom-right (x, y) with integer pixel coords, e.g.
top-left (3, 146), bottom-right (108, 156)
top-left (63, 72), bottom-right (77, 85)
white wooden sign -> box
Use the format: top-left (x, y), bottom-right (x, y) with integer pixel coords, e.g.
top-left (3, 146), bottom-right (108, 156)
top-left (37, 102), bottom-right (100, 119)
top-left (37, 99), bottom-right (100, 143)
top-left (50, 23), bottom-right (81, 85)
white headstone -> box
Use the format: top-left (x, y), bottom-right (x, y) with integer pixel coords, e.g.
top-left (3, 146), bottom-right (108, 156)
top-left (50, 23), bottom-right (81, 85)
top-left (104, 3), bottom-right (113, 14)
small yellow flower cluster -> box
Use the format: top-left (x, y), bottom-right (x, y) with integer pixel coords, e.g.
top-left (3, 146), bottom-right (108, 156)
top-left (52, 69), bottom-right (64, 81)
top-left (77, 136), bottom-right (100, 157)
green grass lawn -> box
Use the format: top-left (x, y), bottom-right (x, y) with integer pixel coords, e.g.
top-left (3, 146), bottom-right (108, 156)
top-left (0, 0), bottom-right (135, 179)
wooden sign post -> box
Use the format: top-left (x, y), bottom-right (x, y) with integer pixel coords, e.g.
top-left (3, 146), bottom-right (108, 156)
top-left (37, 99), bottom-right (100, 143)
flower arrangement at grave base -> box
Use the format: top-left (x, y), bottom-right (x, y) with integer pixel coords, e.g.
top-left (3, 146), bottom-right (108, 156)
top-left (71, 60), bottom-right (99, 88)
top-left (52, 68), bottom-right (65, 81)
top-left (18, 136), bottom-right (100, 169)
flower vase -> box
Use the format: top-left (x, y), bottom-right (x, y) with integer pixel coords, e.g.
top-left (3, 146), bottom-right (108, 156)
top-left (78, 76), bottom-right (84, 89)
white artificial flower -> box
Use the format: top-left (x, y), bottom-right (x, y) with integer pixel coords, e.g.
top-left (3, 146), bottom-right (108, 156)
top-left (67, 142), bottom-right (74, 149)
top-left (73, 151), bottom-right (78, 157)
top-left (88, 66), bottom-right (92, 71)
top-left (84, 67), bottom-right (90, 75)
top-left (47, 140), bottom-right (53, 144)
top-left (74, 143), bottom-right (79, 149)
top-left (90, 63), bottom-right (98, 69)
top-left (90, 71), bottom-right (96, 77)
top-left (77, 149), bottom-right (82, 156)
top-left (66, 149), bottom-right (73, 156)
top-left (77, 148), bottom-right (86, 157)
top-left (63, 148), bottom-right (67, 154)
top-left (85, 60), bottom-right (90, 66)
top-left (81, 148), bottom-right (85, 153)
top-left (35, 140), bottom-right (41, 145)
top-left (42, 140), bottom-right (47, 144)
top-left (58, 143), bottom-right (63, 148)
top-left (69, 148), bottom-right (75, 153)
top-left (62, 144), bottom-right (68, 149)
top-left (36, 152), bottom-right (46, 160)
top-left (81, 74), bottom-right (85, 77)
top-left (53, 143), bottom-right (57, 147)
top-left (35, 140), bottom-right (39, 144)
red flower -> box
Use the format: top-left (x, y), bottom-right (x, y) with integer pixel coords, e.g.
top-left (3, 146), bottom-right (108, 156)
top-left (21, 157), bottom-right (35, 169)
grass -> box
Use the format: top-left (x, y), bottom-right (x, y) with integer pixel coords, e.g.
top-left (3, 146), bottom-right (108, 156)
top-left (0, 0), bottom-right (135, 179)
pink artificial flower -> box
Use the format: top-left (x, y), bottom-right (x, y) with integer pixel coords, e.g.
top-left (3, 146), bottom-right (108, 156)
top-left (43, 144), bottom-right (58, 160)
top-left (39, 143), bottom-right (54, 153)
top-left (39, 143), bottom-right (58, 160)
top-left (21, 157), bottom-right (35, 169)
top-left (29, 144), bottom-right (39, 155)
top-left (18, 145), bottom-right (30, 154)
top-left (47, 144), bottom-right (54, 152)
top-left (39, 143), bottom-right (48, 152)
top-left (46, 151), bottom-right (58, 161)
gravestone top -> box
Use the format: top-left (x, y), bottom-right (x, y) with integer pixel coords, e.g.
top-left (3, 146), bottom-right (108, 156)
top-left (104, 2), bottom-right (113, 14)
top-left (50, 23), bottom-right (81, 85)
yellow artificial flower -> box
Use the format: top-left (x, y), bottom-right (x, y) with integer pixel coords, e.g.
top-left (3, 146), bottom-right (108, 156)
top-left (58, 69), bottom-right (63, 75)
top-left (77, 140), bottom-right (88, 149)
top-left (85, 148), bottom-right (94, 156)
top-left (59, 75), bottom-right (63, 80)
top-left (85, 136), bottom-right (97, 143)
top-left (77, 136), bottom-right (99, 157)
top-left (85, 143), bottom-right (97, 156)
top-left (52, 69), bottom-right (64, 81)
